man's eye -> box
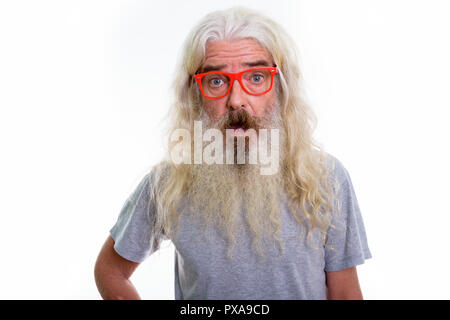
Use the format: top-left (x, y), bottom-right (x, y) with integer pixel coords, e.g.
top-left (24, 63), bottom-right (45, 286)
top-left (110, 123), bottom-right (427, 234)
top-left (251, 74), bottom-right (264, 82)
top-left (210, 78), bottom-right (224, 86)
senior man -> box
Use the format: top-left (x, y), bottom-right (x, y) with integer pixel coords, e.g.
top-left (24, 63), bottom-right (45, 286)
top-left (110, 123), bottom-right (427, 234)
top-left (94, 6), bottom-right (372, 300)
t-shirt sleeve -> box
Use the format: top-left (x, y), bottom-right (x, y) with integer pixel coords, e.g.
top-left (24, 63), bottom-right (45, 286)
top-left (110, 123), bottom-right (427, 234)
top-left (324, 157), bottom-right (372, 272)
top-left (109, 170), bottom-right (163, 263)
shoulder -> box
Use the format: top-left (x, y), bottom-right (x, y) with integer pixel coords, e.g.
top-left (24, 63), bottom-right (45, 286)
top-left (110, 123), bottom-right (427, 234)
top-left (126, 161), bottom-right (171, 202)
top-left (140, 161), bottom-right (172, 195)
top-left (323, 152), bottom-right (350, 184)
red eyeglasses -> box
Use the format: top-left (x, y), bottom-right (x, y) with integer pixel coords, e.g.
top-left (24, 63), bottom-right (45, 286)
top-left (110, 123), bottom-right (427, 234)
top-left (194, 66), bottom-right (278, 99)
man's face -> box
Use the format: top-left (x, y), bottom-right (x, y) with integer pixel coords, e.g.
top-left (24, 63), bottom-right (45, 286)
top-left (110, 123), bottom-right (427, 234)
top-left (199, 38), bottom-right (277, 123)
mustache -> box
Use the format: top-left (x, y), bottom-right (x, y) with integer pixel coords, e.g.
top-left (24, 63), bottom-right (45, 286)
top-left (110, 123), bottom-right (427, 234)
top-left (217, 109), bottom-right (261, 132)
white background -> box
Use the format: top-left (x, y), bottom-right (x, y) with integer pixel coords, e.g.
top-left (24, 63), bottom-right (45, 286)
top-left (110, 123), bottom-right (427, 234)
top-left (0, 0), bottom-right (449, 299)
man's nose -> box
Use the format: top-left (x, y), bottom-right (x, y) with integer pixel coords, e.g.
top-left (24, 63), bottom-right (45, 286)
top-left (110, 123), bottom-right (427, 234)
top-left (227, 79), bottom-right (246, 110)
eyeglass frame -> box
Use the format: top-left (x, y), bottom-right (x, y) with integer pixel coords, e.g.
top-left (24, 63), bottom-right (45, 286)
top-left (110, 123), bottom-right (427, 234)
top-left (194, 66), bottom-right (278, 99)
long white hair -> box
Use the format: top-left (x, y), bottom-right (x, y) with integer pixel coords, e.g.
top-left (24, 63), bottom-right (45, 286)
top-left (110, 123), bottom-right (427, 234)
top-left (152, 6), bottom-right (342, 258)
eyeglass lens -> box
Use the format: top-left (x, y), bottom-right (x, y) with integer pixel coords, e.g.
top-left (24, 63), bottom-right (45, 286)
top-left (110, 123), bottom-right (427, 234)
top-left (201, 69), bottom-right (272, 97)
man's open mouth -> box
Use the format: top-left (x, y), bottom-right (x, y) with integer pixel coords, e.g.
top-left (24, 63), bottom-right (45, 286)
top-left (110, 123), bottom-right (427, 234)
top-left (229, 123), bottom-right (249, 131)
top-left (220, 110), bottom-right (260, 133)
top-left (225, 119), bottom-right (251, 131)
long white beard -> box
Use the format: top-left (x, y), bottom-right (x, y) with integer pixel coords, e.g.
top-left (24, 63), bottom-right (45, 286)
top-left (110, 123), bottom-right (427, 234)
top-left (184, 101), bottom-right (287, 259)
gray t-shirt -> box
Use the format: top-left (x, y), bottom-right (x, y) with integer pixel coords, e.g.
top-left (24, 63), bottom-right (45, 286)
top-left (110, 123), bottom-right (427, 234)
top-left (109, 154), bottom-right (372, 299)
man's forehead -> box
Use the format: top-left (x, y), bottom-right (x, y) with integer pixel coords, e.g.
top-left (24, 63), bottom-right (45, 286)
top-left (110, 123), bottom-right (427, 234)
top-left (200, 38), bottom-right (274, 72)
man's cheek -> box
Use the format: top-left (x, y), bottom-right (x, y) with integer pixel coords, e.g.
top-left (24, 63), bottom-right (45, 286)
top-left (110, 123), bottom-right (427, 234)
top-left (261, 102), bottom-right (275, 117)
top-left (209, 105), bottom-right (227, 121)
top-left (203, 104), bottom-right (218, 120)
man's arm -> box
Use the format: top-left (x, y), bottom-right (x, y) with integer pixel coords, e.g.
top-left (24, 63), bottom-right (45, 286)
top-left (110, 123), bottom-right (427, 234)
top-left (94, 235), bottom-right (141, 300)
top-left (325, 266), bottom-right (364, 300)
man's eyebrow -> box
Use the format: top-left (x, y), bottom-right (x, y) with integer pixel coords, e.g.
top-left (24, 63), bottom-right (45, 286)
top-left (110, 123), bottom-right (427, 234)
top-left (201, 64), bottom-right (227, 73)
top-left (200, 60), bottom-right (271, 73)
top-left (242, 60), bottom-right (270, 68)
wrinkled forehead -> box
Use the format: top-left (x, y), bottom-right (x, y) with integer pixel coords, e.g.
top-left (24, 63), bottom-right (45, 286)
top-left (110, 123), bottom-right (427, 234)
top-left (199, 38), bottom-right (275, 73)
